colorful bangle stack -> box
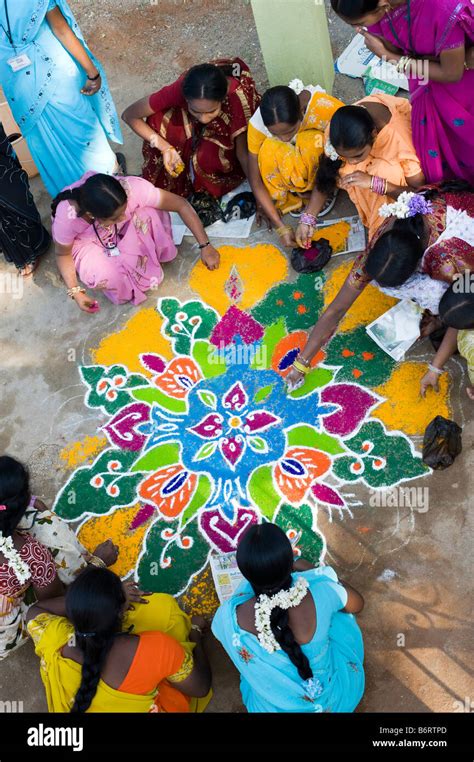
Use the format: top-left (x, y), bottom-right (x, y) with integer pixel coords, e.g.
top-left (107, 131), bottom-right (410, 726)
top-left (276, 224), bottom-right (293, 238)
top-left (370, 176), bottom-right (388, 196)
top-left (300, 212), bottom-right (318, 228)
top-left (88, 556), bottom-right (107, 568)
top-left (67, 286), bottom-right (85, 299)
top-left (428, 364), bottom-right (444, 375)
top-left (396, 55), bottom-right (412, 74)
top-left (292, 354), bottom-right (311, 375)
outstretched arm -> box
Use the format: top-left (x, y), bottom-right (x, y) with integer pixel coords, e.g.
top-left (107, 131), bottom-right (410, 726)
top-left (157, 190), bottom-right (221, 271)
top-left (420, 327), bottom-right (458, 396)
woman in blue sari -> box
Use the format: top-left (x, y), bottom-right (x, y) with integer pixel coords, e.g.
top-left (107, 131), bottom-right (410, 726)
top-left (212, 524), bottom-right (365, 713)
top-left (0, 0), bottom-right (123, 196)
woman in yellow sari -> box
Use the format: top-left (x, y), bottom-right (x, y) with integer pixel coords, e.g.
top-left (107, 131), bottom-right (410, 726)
top-left (247, 82), bottom-right (344, 249)
top-left (26, 567), bottom-right (212, 713)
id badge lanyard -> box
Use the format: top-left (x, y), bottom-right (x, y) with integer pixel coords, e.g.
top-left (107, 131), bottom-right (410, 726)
top-left (1, 0), bottom-right (33, 71)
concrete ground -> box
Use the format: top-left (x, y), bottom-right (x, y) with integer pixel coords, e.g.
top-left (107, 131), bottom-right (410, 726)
top-left (0, 0), bottom-right (472, 714)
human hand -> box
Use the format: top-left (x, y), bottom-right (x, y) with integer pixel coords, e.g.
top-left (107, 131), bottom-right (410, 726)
top-left (32, 497), bottom-right (49, 512)
top-left (163, 146), bottom-right (184, 177)
top-left (92, 539), bottom-right (119, 567)
top-left (200, 244), bottom-right (220, 270)
top-left (296, 222), bottom-right (314, 249)
top-left (420, 369), bottom-right (441, 397)
top-left (191, 614), bottom-right (210, 634)
top-left (339, 171), bottom-right (372, 191)
top-left (122, 579), bottom-right (151, 607)
top-left (74, 291), bottom-right (100, 313)
top-left (357, 28), bottom-right (390, 59)
top-left (81, 73), bottom-right (102, 96)
top-left (279, 229), bottom-right (297, 249)
top-left (286, 366), bottom-right (306, 393)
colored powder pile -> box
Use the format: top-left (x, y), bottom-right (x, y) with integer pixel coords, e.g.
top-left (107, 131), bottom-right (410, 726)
top-left (312, 220), bottom-right (351, 254)
top-left (92, 308), bottom-right (173, 375)
top-left (324, 261), bottom-right (398, 332)
top-left (189, 244), bottom-right (288, 315)
top-left (374, 362), bottom-right (451, 436)
top-left (59, 434), bottom-right (107, 470)
top-left (179, 565), bottom-right (220, 617)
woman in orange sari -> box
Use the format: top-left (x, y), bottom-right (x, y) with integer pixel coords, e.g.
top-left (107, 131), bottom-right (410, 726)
top-left (122, 58), bottom-right (260, 198)
top-left (26, 567), bottom-right (212, 713)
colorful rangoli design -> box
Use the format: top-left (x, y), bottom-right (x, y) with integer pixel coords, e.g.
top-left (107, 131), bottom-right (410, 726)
top-left (54, 249), bottom-right (437, 599)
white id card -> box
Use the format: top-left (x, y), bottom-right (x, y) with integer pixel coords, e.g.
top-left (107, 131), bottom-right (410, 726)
top-left (106, 246), bottom-right (121, 257)
top-left (7, 54), bottom-right (32, 72)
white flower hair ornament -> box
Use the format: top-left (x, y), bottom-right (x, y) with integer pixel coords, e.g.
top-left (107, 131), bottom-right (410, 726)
top-left (324, 140), bottom-right (339, 163)
top-left (0, 531), bottom-right (31, 585)
top-left (254, 576), bottom-right (309, 653)
top-left (379, 191), bottom-right (433, 220)
top-left (288, 78), bottom-right (305, 94)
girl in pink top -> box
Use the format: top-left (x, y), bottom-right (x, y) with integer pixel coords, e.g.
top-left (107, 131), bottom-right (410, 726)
top-left (51, 172), bottom-right (220, 311)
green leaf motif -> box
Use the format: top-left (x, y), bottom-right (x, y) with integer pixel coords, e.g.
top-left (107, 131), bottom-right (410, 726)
top-left (54, 449), bottom-right (143, 520)
top-left (251, 273), bottom-right (325, 333)
top-left (247, 436), bottom-right (269, 454)
top-left (80, 365), bottom-right (149, 415)
top-left (253, 383), bottom-right (276, 405)
top-left (131, 442), bottom-right (181, 473)
top-left (192, 340), bottom-right (227, 379)
top-left (288, 367), bottom-right (333, 399)
top-left (197, 390), bottom-right (217, 410)
top-left (275, 504), bottom-right (324, 566)
top-left (193, 441), bottom-right (218, 462)
top-left (251, 319), bottom-right (286, 370)
top-left (137, 516), bottom-right (210, 596)
top-left (286, 425), bottom-right (346, 455)
top-left (158, 297), bottom-right (219, 355)
top-left (332, 420), bottom-right (429, 488)
top-left (131, 387), bottom-right (187, 414)
top-left (325, 326), bottom-right (396, 387)
top-left (248, 465), bottom-right (281, 520)
top-left (180, 475), bottom-right (213, 527)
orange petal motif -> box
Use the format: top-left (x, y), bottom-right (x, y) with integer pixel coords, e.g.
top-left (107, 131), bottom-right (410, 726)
top-left (138, 465), bottom-right (198, 519)
top-left (153, 357), bottom-right (203, 399)
top-left (274, 447), bottom-right (331, 504)
top-left (271, 332), bottom-right (325, 378)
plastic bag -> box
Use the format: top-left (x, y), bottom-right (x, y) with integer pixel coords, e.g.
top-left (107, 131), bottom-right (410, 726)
top-left (291, 239), bottom-right (332, 273)
top-left (187, 191), bottom-right (224, 227)
top-left (223, 192), bottom-right (256, 222)
top-left (422, 416), bottom-right (462, 470)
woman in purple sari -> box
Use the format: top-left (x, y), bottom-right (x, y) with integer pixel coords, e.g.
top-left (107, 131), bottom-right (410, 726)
top-left (331, 1), bottom-right (474, 184)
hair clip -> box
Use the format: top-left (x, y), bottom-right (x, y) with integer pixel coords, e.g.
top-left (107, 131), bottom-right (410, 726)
top-left (76, 631), bottom-right (97, 638)
top-left (0, 505), bottom-right (7, 511)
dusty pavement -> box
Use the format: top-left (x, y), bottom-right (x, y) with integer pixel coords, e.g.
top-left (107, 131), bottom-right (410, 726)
top-left (0, 0), bottom-right (473, 714)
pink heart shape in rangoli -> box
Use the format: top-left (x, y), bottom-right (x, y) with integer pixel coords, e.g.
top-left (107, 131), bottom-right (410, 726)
top-left (199, 507), bottom-right (258, 553)
top-left (103, 402), bottom-right (150, 451)
top-left (321, 384), bottom-right (379, 437)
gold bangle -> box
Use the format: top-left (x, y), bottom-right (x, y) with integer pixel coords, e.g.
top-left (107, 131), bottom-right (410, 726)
top-left (88, 556), bottom-right (107, 568)
top-left (67, 286), bottom-right (85, 299)
top-left (296, 354), bottom-right (310, 367)
top-left (292, 360), bottom-right (311, 375)
top-left (276, 225), bottom-right (292, 237)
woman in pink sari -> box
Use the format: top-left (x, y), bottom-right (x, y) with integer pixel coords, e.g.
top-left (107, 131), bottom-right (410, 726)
top-left (52, 172), bottom-right (221, 312)
top-left (331, 1), bottom-right (474, 184)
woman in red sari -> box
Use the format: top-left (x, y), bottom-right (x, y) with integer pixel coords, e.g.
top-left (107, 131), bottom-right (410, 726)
top-left (122, 58), bottom-right (260, 198)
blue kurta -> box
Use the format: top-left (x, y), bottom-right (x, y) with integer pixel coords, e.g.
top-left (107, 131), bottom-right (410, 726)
top-left (212, 566), bottom-right (365, 713)
top-left (0, 0), bottom-right (123, 195)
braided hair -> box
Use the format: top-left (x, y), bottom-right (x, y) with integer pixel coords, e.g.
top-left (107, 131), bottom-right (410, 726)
top-left (366, 180), bottom-right (474, 287)
top-left (0, 456), bottom-right (31, 537)
top-left (237, 524), bottom-right (313, 681)
top-left (66, 567), bottom-right (126, 713)
top-left (316, 105), bottom-right (376, 195)
top-left (51, 174), bottom-right (127, 220)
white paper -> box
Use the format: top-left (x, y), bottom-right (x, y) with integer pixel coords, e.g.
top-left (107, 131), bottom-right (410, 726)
top-left (366, 299), bottom-right (423, 361)
top-left (316, 215), bottom-right (366, 256)
top-left (336, 34), bottom-right (409, 90)
top-left (209, 552), bottom-right (244, 603)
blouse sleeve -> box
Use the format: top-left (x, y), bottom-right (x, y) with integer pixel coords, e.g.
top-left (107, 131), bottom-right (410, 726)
top-left (149, 78), bottom-right (186, 114)
top-left (141, 631), bottom-right (192, 684)
top-left (315, 566), bottom-right (348, 612)
top-left (120, 176), bottom-right (161, 210)
top-left (52, 203), bottom-right (78, 246)
top-left (24, 538), bottom-right (57, 588)
top-left (247, 116), bottom-right (266, 155)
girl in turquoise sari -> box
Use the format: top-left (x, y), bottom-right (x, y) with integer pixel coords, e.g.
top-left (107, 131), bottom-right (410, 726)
top-left (212, 524), bottom-right (365, 713)
top-left (0, 0), bottom-right (123, 196)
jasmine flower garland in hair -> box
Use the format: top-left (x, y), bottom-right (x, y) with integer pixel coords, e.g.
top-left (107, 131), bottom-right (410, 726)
top-left (288, 78), bottom-right (305, 94)
top-left (379, 192), bottom-right (433, 220)
top-left (254, 576), bottom-right (309, 654)
top-left (0, 532), bottom-right (31, 585)
top-left (324, 140), bottom-right (339, 163)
